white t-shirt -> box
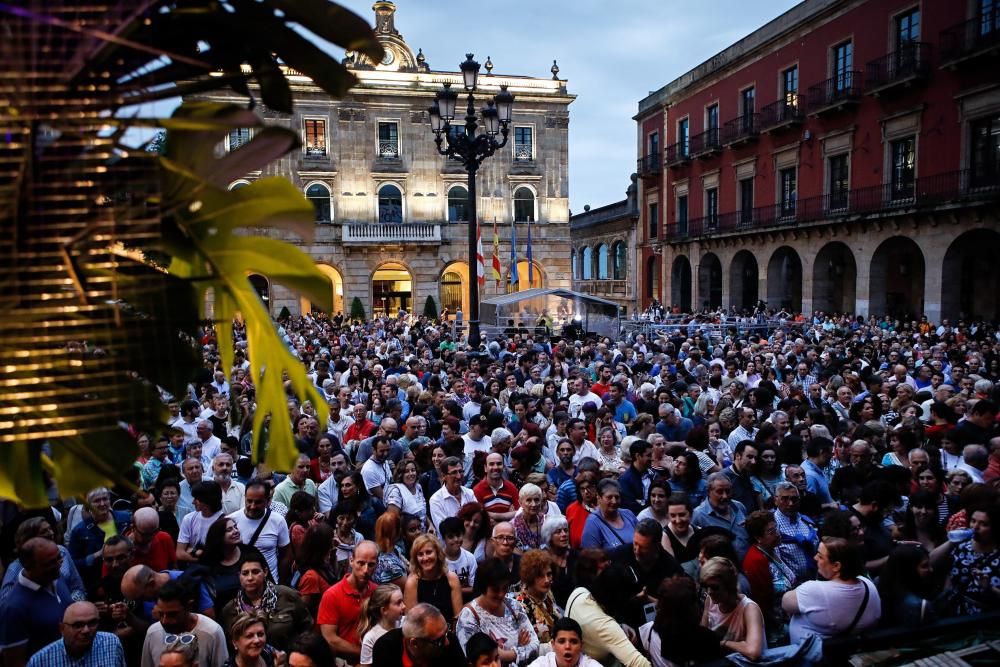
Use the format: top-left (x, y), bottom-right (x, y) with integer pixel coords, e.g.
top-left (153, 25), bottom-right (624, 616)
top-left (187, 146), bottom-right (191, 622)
top-left (228, 508), bottom-right (291, 581)
top-left (359, 623), bottom-right (395, 666)
top-left (361, 457), bottom-right (393, 493)
top-left (462, 433), bottom-right (493, 457)
top-left (177, 509), bottom-right (224, 549)
top-left (446, 548), bottom-right (478, 590)
top-left (789, 577), bottom-right (881, 643)
top-left (571, 440), bottom-right (600, 465)
top-left (141, 614), bottom-right (228, 667)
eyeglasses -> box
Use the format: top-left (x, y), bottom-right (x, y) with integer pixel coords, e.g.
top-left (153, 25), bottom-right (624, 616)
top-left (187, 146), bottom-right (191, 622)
top-left (493, 535), bottom-right (516, 543)
top-left (163, 633), bottom-right (196, 645)
top-left (66, 619), bottom-right (100, 630)
top-left (417, 633), bottom-right (449, 648)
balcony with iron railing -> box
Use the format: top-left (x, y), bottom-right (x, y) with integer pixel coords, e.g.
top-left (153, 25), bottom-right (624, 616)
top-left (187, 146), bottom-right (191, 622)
top-left (342, 222), bottom-right (441, 244)
top-left (662, 169), bottom-right (999, 241)
top-left (377, 141), bottom-right (400, 159)
top-left (722, 113), bottom-right (760, 147)
top-left (689, 127), bottom-right (721, 158)
top-left (940, 7), bottom-right (1000, 66)
top-left (665, 141), bottom-right (690, 167)
top-left (759, 99), bottom-right (803, 133)
top-left (807, 71), bottom-right (862, 115)
top-left (637, 151), bottom-right (663, 179)
top-left (865, 42), bottom-right (931, 94)
top-left (514, 143), bottom-right (534, 162)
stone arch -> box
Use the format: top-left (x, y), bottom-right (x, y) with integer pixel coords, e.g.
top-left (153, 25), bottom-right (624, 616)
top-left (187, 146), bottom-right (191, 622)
top-left (812, 241), bottom-right (857, 315)
top-left (248, 274), bottom-right (270, 313)
top-left (728, 250), bottom-right (759, 313)
top-left (371, 260), bottom-right (413, 316)
top-left (299, 263), bottom-right (345, 315)
top-left (766, 246), bottom-right (803, 313)
top-left (869, 236), bottom-right (924, 318)
top-left (941, 229), bottom-right (1000, 321)
top-left (439, 261), bottom-right (469, 317)
top-left (671, 255), bottom-right (692, 312)
top-left (506, 261), bottom-right (545, 293)
top-left (698, 252), bottom-right (723, 310)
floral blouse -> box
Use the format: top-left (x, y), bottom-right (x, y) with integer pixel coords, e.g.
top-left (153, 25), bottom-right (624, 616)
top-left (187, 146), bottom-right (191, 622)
top-left (510, 589), bottom-right (562, 643)
top-left (512, 513), bottom-right (542, 553)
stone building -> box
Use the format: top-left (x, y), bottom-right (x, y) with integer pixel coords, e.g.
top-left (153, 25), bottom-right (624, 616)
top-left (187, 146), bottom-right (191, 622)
top-left (634, 0), bottom-right (1000, 322)
top-left (196, 1), bottom-right (574, 317)
top-left (569, 175), bottom-right (639, 314)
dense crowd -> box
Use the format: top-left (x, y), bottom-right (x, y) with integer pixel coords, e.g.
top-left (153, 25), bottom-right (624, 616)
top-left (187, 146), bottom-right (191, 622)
top-left (1, 309), bottom-right (999, 667)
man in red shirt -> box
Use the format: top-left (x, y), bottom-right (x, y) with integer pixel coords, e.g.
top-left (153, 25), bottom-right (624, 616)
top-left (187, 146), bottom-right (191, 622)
top-left (590, 364), bottom-right (613, 399)
top-left (128, 507), bottom-right (175, 571)
top-left (473, 452), bottom-right (519, 523)
top-left (344, 403), bottom-right (376, 452)
top-left (317, 540), bottom-right (378, 663)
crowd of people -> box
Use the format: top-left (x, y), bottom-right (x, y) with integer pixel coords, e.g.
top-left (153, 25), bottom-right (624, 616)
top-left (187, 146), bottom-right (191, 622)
top-left (1, 308), bottom-right (999, 667)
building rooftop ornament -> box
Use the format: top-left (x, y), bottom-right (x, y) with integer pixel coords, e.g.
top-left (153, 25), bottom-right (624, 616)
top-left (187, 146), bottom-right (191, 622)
top-left (485, 56), bottom-right (494, 74)
top-left (551, 60), bottom-right (560, 80)
top-left (344, 1), bottom-right (419, 72)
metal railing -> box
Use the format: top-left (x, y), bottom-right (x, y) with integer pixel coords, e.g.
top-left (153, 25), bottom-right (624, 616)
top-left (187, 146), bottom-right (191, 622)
top-left (514, 143), bottom-right (533, 161)
top-left (663, 169), bottom-right (998, 240)
top-left (865, 42), bottom-right (931, 90)
top-left (342, 223), bottom-right (441, 243)
top-left (638, 151), bottom-right (663, 176)
top-left (378, 141), bottom-right (400, 159)
top-left (722, 113), bottom-right (759, 144)
top-left (759, 99), bottom-right (803, 131)
top-left (689, 127), bottom-right (721, 156)
top-left (807, 71), bottom-right (862, 110)
top-left (665, 141), bottom-right (690, 166)
top-left (940, 7), bottom-right (1000, 63)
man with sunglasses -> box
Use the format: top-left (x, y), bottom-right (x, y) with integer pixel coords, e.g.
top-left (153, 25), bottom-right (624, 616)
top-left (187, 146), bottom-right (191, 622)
top-left (28, 601), bottom-right (126, 667)
top-left (370, 602), bottom-right (464, 667)
top-left (139, 580), bottom-right (227, 667)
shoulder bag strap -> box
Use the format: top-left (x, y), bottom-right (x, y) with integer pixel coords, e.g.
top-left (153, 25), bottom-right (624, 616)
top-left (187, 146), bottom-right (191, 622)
top-left (841, 579), bottom-right (871, 636)
top-left (247, 508), bottom-right (271, 548)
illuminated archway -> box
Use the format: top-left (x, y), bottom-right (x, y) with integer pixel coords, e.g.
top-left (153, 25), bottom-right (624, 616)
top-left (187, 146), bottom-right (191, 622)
top-left (440, 261), bottom-right (469, 317)
top-left (505, 261), bottom-right (544, 293)
top-left (299, 263), bottom-right (345, 316)
top-left (372, 261), bottom-right (413, 316)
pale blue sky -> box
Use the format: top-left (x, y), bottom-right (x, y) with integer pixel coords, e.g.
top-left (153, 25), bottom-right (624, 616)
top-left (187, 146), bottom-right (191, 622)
top-left (332, 0), bottom-right (801, 212)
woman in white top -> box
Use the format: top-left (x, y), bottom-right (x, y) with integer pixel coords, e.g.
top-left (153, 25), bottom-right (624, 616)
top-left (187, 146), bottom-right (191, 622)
top-left (699, 557), bottom-right (766, 661)
top-left (357, 584), bottom-right (406, 667)
top-left (383, 460), bottom-right (427, 528)
top-left (782, 537), bottom-right (881, 643)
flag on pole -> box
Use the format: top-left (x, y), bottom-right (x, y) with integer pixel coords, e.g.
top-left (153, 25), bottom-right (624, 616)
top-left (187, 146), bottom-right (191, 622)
top-left (491, 218), bottom-right (502, 287)
top-left (509, 218), bottom-right (519, 286)
top-left (526, 215), bottom-right (534, 284)
top-left (475, 222), bottom-right (485, 287)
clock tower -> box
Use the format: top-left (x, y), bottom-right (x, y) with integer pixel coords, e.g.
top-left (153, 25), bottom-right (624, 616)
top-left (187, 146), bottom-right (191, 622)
top-left (344, 1), bottom-right (425, 73)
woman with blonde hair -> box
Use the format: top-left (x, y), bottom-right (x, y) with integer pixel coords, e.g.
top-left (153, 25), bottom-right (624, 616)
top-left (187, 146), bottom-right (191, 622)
top-left (404, 534), bottom-right (463, 622)
top-left (357, 584), bottom-right (406, 667)
top-left (225, 611), bottom-right (281, 667)
top-left (700, 556), bottom-right (766, 661)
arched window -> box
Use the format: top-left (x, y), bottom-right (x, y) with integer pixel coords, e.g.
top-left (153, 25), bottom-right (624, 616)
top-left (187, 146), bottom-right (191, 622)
top-left (582, 247), bottom-right (593, 280)
top-left (378, 184), bottom-right (403, 223)
top-left (613, 241), bottom-right (627, 280)
top-left (447, 186), bottom-right (468, 222)
top-left (571, 249), bottom-right (578, 280)
top-left (513, 186), bottom-right (535, 222)
top-left (597, 244), bottom-right (609, 279)
top-left (248, 274), bottom-right (270, 311)
top-left (306, 183), bottom-right (332, 223)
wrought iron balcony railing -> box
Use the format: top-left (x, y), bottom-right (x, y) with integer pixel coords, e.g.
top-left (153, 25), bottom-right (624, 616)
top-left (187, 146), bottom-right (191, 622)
top-left (759, 99), bottom-right (803, 131)
top-left (865, 42), bottom-right (931, 92)
top-left (637, 151), bottom-right (663, 177)
top-left (662, 169), bottom-right (998, 240)
top-left (378, 141), bottom-right (400, 159)
top-left (689, 127), bottom-right (721, 157)
top-left (940, 7), bottom-right (1000, 64)
top-left (722, 113), bottom-right (760, 145)
top-left (807, 71), bottom-right (862, 112)
top-left (665, 141), bottom-right (690, 166)
top-left (514, 143), bottom-right (534, 161)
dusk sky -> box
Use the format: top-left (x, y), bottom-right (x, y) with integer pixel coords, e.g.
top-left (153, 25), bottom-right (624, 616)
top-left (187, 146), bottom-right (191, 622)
top-left (334, 0), bottom-right (801, 213)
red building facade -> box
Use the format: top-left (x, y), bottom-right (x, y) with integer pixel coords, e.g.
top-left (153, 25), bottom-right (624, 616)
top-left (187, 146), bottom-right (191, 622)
top-left (636, 0), bottom-right (1000, 322)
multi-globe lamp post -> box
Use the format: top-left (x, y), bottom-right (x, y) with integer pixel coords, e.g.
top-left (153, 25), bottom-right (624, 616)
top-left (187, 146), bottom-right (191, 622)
top-left (428, 54), bottom-right (514, 350)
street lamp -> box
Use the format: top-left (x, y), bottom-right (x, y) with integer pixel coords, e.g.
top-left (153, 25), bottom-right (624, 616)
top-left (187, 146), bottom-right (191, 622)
top-left (428, 53), bottom-right (514, 350)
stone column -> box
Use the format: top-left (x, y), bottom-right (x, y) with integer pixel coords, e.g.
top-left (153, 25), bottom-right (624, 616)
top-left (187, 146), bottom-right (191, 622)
top-left (800, 254), bottom-right (814, 316)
